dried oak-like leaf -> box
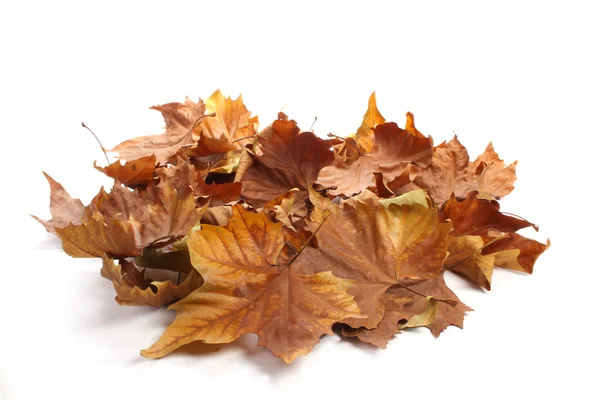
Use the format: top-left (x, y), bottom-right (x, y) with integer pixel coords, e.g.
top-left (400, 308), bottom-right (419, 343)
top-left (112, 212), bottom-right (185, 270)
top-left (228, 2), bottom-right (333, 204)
top-left (141, 205), bottom-right (364, 363)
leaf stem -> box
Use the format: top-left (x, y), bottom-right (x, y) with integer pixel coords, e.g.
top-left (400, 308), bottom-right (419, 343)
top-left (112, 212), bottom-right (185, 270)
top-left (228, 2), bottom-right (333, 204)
top-left (232, 135), bottom-right (257, 143)
top-left (309, 116), bottom-right (317, 132)
top-left (273, 210), bottom-right (331, 267)
top-left (327, 133), bottom-right (363, 156)
top-left (81, 122), bottom-right (110, 165)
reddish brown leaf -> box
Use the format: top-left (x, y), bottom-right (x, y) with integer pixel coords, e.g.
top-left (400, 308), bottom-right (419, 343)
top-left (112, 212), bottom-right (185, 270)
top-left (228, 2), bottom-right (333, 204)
top-left (440, 192), bottom-right (537, 237)
top-left (195, 175), bottom-right (242, 207)
top-left (237, 115), bottom-right (335, 208)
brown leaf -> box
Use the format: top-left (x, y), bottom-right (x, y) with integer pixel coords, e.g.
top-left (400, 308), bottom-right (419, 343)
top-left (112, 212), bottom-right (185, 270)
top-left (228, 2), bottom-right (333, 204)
top-left (341, 293), bottom-right (413, 349)
top-left (482, 232), bottom-right (550, 274)
top-left (299, 190), bottom-right (451, 329)
top-left (93, 156), bottom-right (157, 187)
top-left (141, 205), bottom-right (364, 363)
top-left (445, 235), bottom-right (495, 290)
top-left (440, 192), bottom-right (537, 237)
top-left (414, 136), bottom-right (470, 205)
top-left (32, 172), bottom-right (85, 234)
top-left (195, 174), bottom-right (242, 207)
top-left (457, 143), bottom-right (518, 200)
top-left (237, 115), bottom-right (335, 208)
top-left (317, 122), bottom-right (433, 196)
top-left (343, 273), bottom-right (471, 348)
top-left (193, 90), bottom-right (258, 156)
top-left (262, 189), bottom-right (308, 231)
top-left (397, 273), bottom-right (472, 337)
top-left (51, 163), bottom-right (205, 258)
top-left (101, 255), bottom-right (203, 307)
top-left (109, 97), bottom-right (207, 163)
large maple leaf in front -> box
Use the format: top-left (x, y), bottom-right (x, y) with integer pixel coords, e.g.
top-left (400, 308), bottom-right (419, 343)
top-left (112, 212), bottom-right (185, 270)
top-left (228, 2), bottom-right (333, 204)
top-left (141, 205), bottom-right (364, 363)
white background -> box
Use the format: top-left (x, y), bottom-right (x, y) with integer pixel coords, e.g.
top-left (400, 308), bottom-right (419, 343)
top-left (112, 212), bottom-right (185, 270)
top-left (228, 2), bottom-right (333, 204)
top-left (1, 1), bottom-right (598, 399)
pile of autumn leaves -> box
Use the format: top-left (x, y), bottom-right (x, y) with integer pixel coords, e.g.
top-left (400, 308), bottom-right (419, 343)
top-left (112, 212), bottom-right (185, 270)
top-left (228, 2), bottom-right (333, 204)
top-left (35, 91), bottom-right (549, 363)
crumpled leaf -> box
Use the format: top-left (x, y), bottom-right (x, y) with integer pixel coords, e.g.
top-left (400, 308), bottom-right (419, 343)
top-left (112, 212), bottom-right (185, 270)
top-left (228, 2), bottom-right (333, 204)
top-left (101, 254), bottom-right (203, 307)
top-left (236, 114), bottom-right (335, 208)
top-left (141, 205), bottom-right (364, 363)
top-left (317, 122), bottom-right (433, 196)
top-left (109, 97), bottom-right (208, 163)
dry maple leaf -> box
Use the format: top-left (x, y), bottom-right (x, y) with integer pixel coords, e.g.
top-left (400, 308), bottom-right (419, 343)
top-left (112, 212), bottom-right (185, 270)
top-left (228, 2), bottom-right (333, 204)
top-left (456, 143), bottom-right (518, 200)
top-left (316, 122), bottom-right (433, 196)
top-left (109, 97), bottom-right (209, 163)
top-left (236, 114), bottom-right (335, 208)
top-left (101, 255), bottom-right (203, 307)
top-left (141, 204), bottom-right (364, 363)
top-left (297, 190), bottom-right (451, 329)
